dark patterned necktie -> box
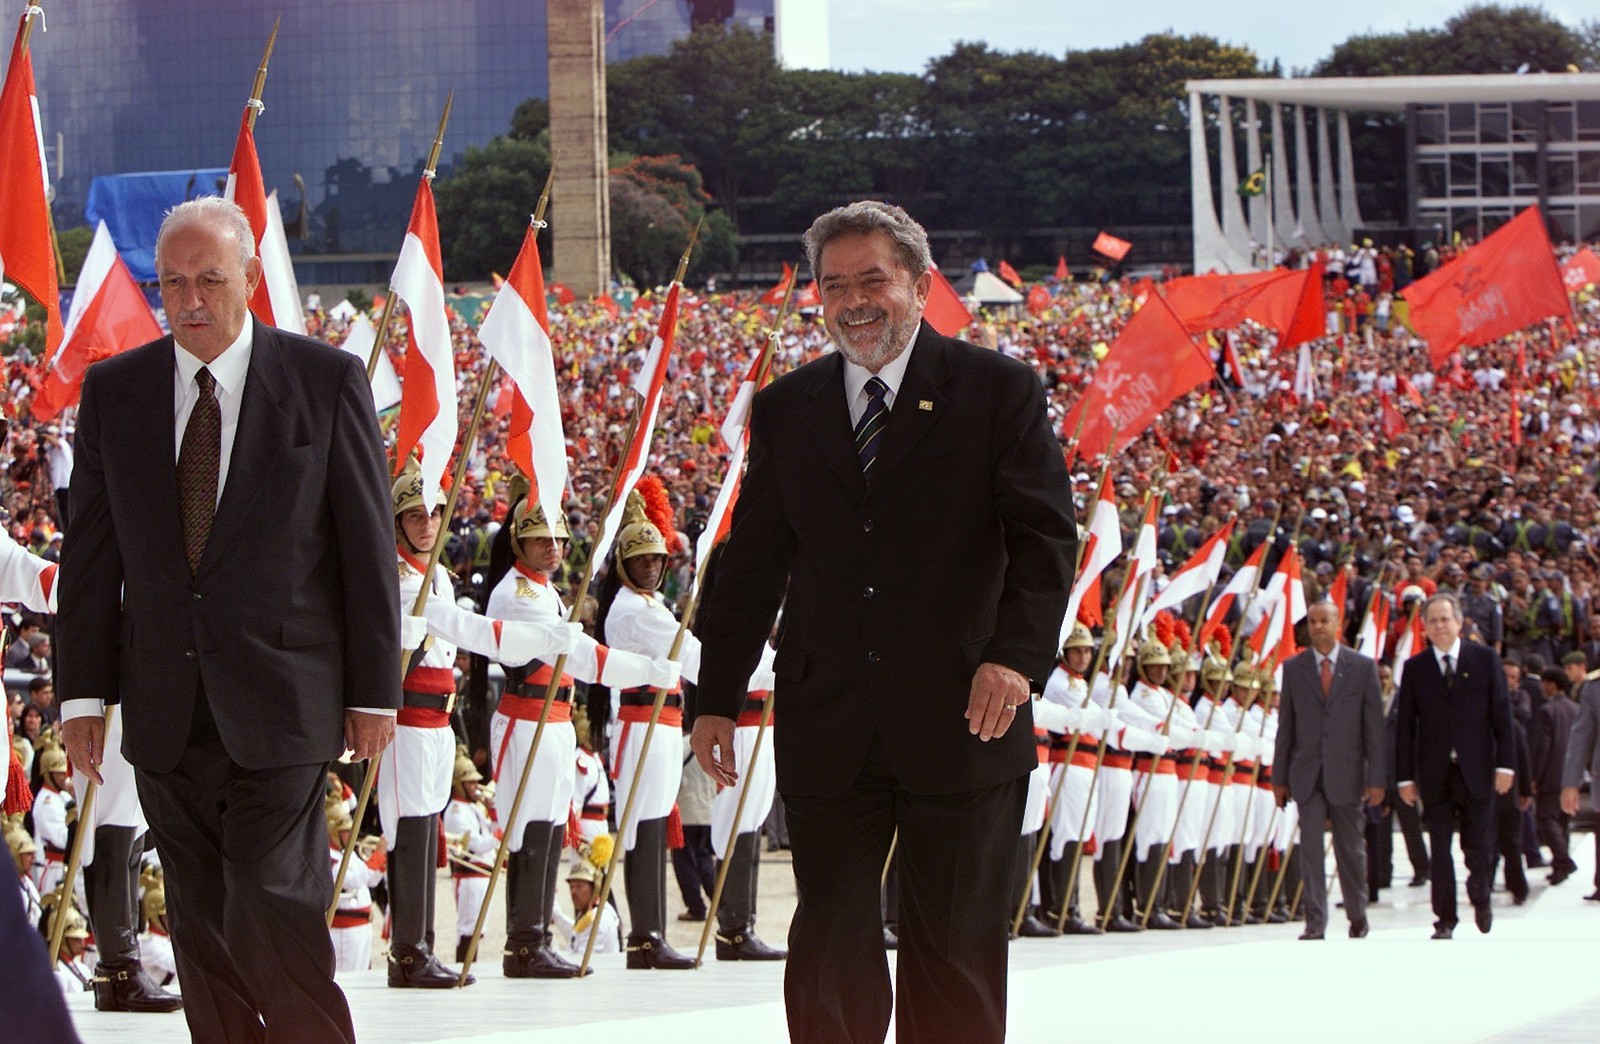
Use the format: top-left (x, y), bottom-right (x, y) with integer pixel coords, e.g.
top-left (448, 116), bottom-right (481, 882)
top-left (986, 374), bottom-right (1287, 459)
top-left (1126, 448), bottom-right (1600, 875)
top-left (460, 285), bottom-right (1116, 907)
top-left (1443, 654), bottom-right (1455, 685)
top-left (854, 376), bottom-right (890, 474)
top-left (177, 367), bottom-right (221, 573)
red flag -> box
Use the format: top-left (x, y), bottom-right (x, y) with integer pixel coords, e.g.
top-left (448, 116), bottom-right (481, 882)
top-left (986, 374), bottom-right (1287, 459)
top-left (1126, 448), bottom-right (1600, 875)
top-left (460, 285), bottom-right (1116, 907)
top-left (1062, 293), bottom-right (1214, 459)
top-left (1054, 255), bottom-right (1069, 282)
top-left (0, 12), bottom-right (61, 353)
top-left (390, 180), bottom-right (455, 498)
top-left (1161, 262), bottom-right (1325, 353)
top-left (923, 266), bottom-right (973, 337)
top-left (1510, 337), bottom-right (1526, 448)
top-left (1025, 284), bottom-right (1049, 316)
top-left (492, 374), bottom-right (515, 419)
top-left (760, 261), bottom-right (794, 306)
top-left (794, 280), bottom-right (820, 309)
top-left (548, 282), bottom-right (575, 306)
top-left (1222, 333), bottom-right (1246, 386)
top-left (1402, 206), bottom-right (1571, 367)
top-left (1091, 231), bottom-right (1131, 262)
top-left (1562, 247), bottom-right (1600, 290)
top-left (594, 293), bottom-right (620, 319)
top-left (1327, 566), bottom-right (1349, 633)
top-left (997, 259), bottom-right (1023, 287)
top-left (1379, 391), bottom-right (1407, 441)
top-left (33, 223), bottom-right (160, 422)
top-left (1396, 374), bottom-right (1423, 407)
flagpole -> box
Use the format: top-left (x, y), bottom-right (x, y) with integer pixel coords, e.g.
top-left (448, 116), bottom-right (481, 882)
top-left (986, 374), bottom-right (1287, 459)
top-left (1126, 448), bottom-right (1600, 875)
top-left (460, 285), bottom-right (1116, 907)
top-left (15, 4), bottom-right (65, 284)
top-left (47, 705), bottom-right (113, 968)
top-left (692, 276), bottom-right (798, 966)
top-left (244, 16), bottom-right (280, 132)
top-left (1264, 153), bottom-right (1275, 270)
top-left (367, 93), bottom-right (453, 383)
top-left (1097, 664), bottom-right (1183, 930)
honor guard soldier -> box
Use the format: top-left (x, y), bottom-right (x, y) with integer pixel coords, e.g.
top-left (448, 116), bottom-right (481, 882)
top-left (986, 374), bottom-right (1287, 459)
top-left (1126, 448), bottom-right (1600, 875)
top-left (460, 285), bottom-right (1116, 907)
top-left (50, 899), bottom-right (94, 996)
top-left (554, 835), bottom-right (621, 959)
top-left (1160, 621), bottom-right (1229, 929)
top-left (31, 740), bottom-right (72, 898)
top-left (385, 464), bottom-right (578, 988)
top-left (138, 866), bottom-right (179, 988)
top-left (570, 704), bottom-right (610, 847)
top-left (442, 749), bottom-right (498, 963)
top-left (1088, 656), bottom-right (1170, 931)
top-left (1192, 632), bottom-right (1242, 924)
top-left (710, 643), bottom-right (786, 960)
top-left (326, 794), bottom-right (384, 972)
top-left (1038, 623), bottom-right (1116, 934)
top-left (596, 480), bottom-right (701, 970)
top-left (485, 495), bottom-right (678, 979)
top-left (1256, 672), bottom-right (1294, 922)
top-left (1123, 632), bottom-right (1189, 929)
top-left (7, 814), bottom-right (43, 930)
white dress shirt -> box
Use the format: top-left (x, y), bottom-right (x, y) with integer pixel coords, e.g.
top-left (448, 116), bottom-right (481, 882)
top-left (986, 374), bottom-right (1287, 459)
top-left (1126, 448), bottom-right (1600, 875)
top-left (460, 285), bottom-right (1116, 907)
top-left (842, 333), bottom-right (918, 428)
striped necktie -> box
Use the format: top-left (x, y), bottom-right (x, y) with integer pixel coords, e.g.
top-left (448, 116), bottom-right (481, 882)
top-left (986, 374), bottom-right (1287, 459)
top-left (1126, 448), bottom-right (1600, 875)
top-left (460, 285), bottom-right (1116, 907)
top-left (177, 367), bottom-right (221, 574)
top-left (854, 376), bottom-right (890, 474)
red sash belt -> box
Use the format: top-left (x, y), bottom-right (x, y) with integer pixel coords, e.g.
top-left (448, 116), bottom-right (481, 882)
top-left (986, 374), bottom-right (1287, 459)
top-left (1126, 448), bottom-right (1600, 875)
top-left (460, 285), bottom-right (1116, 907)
top-left (497, 691), bottom-right (572, 723)
top-left (1207, 769), bottom-right (1226, 784)
top-left (1133, 755), bottom-right (1178, 775)
top-left (526, 663), bottom-right (575, 689)
top-left (402, 665), bottom-right (454, 695)
top-left (331, 908), bottom-right (371, 928)
top-left (618, 704), bottom-right (683, 728)
top-left (1103, 753), bottom-right (1134, 770)
top-left (736, 710), bottom-right (769, 727)
top-left (1256, 768), bottom-right (1274, 788)
top-left (398, 706), bottom-right (450, 728)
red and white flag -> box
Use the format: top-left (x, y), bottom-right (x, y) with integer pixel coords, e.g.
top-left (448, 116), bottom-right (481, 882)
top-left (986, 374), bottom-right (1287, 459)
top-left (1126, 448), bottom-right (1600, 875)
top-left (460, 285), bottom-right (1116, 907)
top-left (923, 264), bottom-right (973, 337)
top-left (1143, 519), bottom-right (1234, 627)
top-left (1202, 540), bottom-right (1266, 636)
top-left (997, 259), bottom-right (1023, 287)
top-left (33, 222), bottom-right (160, 422)
top-left (0, 10), bottom-right (60, 353)
top-left (1249, 547), bottom-right (1306, 667)
top-left (479, 219), bottom-right (568, 534)
top-left (1092, 231), bottom-right (1131, 262)
top-left (592, 283), bottom-right (680, 567)
top-left (1327, 565), bottom-right (1349, 632)
top-left (1356, 587), bottom-right (1388, 662)
top-left (1107, 497), bottom-right (1159, 666)
top-left (225, 112), bottom-right (304, 333)
top-left (1391, 605), bottom-right (1425, 690)
top-left (390, 180), bottom-right (455, 499)
top-left (696, 350), bottom-right (767, 566)
top-left (1062, 479), bottom-right (1122, 642)
top-left (334, 311), bottom-right (401, 411)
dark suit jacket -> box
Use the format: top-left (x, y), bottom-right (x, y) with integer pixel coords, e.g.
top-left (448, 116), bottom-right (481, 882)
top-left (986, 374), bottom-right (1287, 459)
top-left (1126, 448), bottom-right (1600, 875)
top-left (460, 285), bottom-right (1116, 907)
top-left (1562, 676), bottom-right (1600, 788)
top-left (1274, 645), bottom-right (1386, 806)
top-left (57, 320), bottom-right (401, 772)
top-left (1530, 694), bottom-right (1578, 794)
top-left (1394, 640), bottom-right (1514, 805)
top-left (695, 323), bottom-right (1076, 797)
top-left (1496, 716), bottom-right (1534, 811)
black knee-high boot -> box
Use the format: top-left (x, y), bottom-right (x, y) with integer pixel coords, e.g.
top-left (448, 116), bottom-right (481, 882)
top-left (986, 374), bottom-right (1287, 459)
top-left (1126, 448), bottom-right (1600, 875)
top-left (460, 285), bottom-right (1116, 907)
top-left (388, 815), bottom-right (465, 987)
top-left (625, 818), bottom-right (695, 969)
top-left (715, 831), bottom-right (787, 958)
top-left (87, 827), bottom-right (182, 1012)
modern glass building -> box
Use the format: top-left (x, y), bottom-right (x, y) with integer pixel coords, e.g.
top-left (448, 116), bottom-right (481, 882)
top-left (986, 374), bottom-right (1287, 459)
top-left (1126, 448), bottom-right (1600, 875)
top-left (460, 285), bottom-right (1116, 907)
top-left (26, 0), bottom-right (776, 267)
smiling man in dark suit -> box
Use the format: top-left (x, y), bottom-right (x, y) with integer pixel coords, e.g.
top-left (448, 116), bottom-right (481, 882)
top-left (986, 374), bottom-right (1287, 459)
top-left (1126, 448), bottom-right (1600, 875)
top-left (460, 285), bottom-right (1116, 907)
top-left (691, 201), bottom-right (1076, 1043)
top-left (1274, 601), bottom-right (1386, 940)
top-left (57, 197), bottom-right (399, 1042)
top-left (1396, 591), bottom-right (1515, 940)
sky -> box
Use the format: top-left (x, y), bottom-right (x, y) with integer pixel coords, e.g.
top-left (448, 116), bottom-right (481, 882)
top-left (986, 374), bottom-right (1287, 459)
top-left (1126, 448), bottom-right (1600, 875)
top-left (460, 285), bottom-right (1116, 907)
top-left (827, 0), bottom-right (1590, 76)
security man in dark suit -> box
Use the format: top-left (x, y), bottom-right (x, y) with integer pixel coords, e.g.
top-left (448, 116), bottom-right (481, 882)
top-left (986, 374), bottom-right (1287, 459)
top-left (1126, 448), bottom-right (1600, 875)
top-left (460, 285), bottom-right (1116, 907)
top-left (57, 197), bottom-right (399, 1042)
top-left (691, 201), bottom-right (1076, 1044)
top-left (1533, 664), bottom-right (1580, 883)
top-left (1396, 592), bottom-right (1515, 940)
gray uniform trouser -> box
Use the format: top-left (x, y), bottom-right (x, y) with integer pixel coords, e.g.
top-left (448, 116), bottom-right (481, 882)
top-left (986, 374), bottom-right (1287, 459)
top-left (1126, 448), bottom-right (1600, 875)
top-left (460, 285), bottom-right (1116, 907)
top-left (1295, 787), bottom-right (1368, 933)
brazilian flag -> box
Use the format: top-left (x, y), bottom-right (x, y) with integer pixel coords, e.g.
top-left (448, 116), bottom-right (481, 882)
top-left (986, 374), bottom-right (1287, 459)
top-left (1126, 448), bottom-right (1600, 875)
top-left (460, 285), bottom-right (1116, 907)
top-left (1238, 168), bottom-right (1266, 198)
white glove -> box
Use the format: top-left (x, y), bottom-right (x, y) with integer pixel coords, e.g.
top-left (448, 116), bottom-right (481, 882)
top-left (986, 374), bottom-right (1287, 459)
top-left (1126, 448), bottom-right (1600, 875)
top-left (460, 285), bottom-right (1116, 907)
top-left (400, 614), bottom-right (428, 649)
top-left (1209, 730), bottom-right (1236, 753)
top-left (1235, 735), bottom-right (1256, 760)
top-left (1125, 729), bottom-right (1169, 755)
top-left (497, 620), bottom-right (579, 664)
top-left (647, 658), bottom-right (682, 692)
top-left (1032, 699), bottom-right (1071, 734)
top-left (1086, 705), bottom-right (1117, 732)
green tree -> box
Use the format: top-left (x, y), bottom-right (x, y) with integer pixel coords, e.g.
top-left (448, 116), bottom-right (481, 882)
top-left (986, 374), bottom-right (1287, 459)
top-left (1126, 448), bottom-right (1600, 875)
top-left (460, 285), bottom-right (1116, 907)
top-left (609, 154), bottom-right (736, 286)
top-left (1315, 4), bottom-right (1590, 75)
top-left (433, 132), bottom-right (552, 282)
top-left (57, 225), bottom-right (94, 285)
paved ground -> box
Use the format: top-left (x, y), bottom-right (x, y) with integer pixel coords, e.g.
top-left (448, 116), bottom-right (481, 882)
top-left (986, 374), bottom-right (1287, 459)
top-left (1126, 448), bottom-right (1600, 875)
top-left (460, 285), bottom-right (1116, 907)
top-left (65, 829), bottom-right (1600, 1042)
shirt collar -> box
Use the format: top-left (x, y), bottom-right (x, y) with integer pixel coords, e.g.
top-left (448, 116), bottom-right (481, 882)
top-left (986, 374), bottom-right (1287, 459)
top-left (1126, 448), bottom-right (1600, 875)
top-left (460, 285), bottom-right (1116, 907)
top-left (842, 326), bottom-right (919, 408)
top-left (1318, 645), bottom-right (1340, 667)
top-left (1433, 638), bottom-right (1462, 665)
top-left (174, 321), bottom-right (253, 396)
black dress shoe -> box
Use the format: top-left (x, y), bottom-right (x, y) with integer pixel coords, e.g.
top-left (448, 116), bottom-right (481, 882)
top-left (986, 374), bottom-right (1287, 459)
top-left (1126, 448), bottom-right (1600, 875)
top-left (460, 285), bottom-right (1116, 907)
top-left (1016, 913), bottom-right (1060, 938)
top-left (883, 927), bottom-right (899, 950)
top-left (715, 929), bottom-right (787, 960)
top-left (1475, 904), bottom-right (1493, 934)
top-left (1548, 869), bottom-right (1571, 885)
top-left (92, 963), bottom-right (184, 1013)
top-left (625, 933), bottom-right (697, 970)
top-left (1266, 910), bottom-right (1288, 924)
top-left (1431, 925), bottom-right (1453, 940)
top-left (1527, 857), bottom-right (1547, 868)
top-left (1183, 911), bottom-right (1215, 929)
top-left (1409, 875), bottom-right (1429, 888)
top-left (1298, 928), bottom-right (1324, 940)
top-left (1060, 914), bottom-right (1104, 935)
top-left (1512, 892), bottom-right (1528, 906)
top-left (1349, 917), bottom-right (1369, 939)
top-left (389, 944), bottom-right (471, 988)
top-left (1104, 914), bottom-right (1143, 933)
top-left (503, 943), bottom-right (585, 979)
top-left (1585, 890), bottom-right (1600, 902)
top-left (1145, 910), bottom-right (1182, 930)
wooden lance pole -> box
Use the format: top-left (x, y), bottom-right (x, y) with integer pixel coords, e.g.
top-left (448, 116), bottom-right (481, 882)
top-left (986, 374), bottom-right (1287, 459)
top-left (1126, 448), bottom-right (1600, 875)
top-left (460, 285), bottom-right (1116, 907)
top-left (47, 705), bottom-right (113, 968)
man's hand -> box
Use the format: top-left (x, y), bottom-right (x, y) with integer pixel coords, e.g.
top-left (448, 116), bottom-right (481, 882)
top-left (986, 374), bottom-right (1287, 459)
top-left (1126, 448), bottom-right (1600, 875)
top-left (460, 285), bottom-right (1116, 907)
top-left (1494, 770), bottom-right (1514, 796)
top-left (1398, 782), bottom-right (1419, 807)
top-left (1518, 795), bottom-right (1532, 812)
top-left (1561, 785), bottom-right (1581, 816)
top-left (691, 715), bottom-right (738, 787)
top-left (1272, 783), bottom-right (1290, 809)
top-left (61, 716), bottom-right (106, 787)
top-left (344, 711), bottom-right (394, 762)
top-left (966, 662), bottom-right (1030, 742)
top-left (1363, 786), bottom-right (1386, 808)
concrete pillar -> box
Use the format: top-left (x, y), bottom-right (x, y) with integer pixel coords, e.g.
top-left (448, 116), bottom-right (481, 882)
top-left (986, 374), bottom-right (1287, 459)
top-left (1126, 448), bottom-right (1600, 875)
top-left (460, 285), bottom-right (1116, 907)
top-left (547, 0), bottom-right (610, 296)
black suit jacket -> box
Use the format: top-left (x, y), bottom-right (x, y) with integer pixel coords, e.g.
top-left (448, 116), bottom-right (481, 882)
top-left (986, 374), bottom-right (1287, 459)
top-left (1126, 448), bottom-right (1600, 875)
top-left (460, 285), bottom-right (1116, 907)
top-left (57, 321), bottom-right (401, 772)
top-left (1530, 694), bottom-right (1578, 794)
top-left (1394, 640), bottom-right (1514, 805)
top-left (695, 324), bottom-right (1076, 796)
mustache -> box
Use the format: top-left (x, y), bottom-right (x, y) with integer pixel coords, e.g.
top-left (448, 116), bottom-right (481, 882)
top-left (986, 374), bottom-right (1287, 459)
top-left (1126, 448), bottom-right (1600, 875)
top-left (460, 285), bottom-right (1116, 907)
top-left (173, 310), bottom-right (212, 325)
top-left (837, 307), bottom-right (886, 326)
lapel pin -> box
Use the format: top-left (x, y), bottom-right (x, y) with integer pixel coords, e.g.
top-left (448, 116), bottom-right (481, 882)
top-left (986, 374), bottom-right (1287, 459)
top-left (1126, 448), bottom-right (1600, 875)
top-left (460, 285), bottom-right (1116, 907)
top-left (917, 400), bottom-right (933, 411)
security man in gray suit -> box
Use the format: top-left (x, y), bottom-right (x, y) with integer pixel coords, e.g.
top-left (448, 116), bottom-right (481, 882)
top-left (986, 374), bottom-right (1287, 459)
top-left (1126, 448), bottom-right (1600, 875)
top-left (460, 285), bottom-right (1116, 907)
top-left (1560, 660), bottom-right (1600, 900)
top-left (1273, 601), bottom-right (1387, 939)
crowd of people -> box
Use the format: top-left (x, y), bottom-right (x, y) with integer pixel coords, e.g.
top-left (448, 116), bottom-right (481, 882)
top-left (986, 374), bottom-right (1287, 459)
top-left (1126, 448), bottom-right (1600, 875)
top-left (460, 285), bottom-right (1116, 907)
top-left (6, 223), bottom-right (1600, 1018)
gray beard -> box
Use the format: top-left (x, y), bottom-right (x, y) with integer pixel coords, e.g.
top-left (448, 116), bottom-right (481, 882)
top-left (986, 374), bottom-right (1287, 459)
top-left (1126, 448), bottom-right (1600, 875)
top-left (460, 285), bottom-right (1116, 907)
top-left (831, 311), bottom-right (922, 371)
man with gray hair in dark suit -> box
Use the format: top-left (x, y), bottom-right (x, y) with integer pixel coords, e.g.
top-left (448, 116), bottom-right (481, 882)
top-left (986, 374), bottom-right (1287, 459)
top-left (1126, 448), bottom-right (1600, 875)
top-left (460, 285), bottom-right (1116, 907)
top-left (1274, 600), bottom-right (1387, 940)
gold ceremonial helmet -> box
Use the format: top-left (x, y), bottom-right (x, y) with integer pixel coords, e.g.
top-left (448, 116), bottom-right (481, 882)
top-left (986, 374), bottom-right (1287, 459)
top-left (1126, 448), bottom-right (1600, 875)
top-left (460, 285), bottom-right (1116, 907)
top-left (1199, 654), bottom-right (1232, 689)
top-left (1136, 638), bottom-right (1172, 669)
top-left (453, 749), bottom-right (483, 785)
top-left (325, 794), bottom-right (353, 838)
top-left (5, 814), bottom-right (36, 869)
top-left (139, 866), bottom-right (167, 927)
top-left (512, 496), bottom-right (571, 541)
top-left (568, 833), bottom-right (613, 885)
top-left (616, 489), bottom-right (668, 562)
top-left (37, 740), bottom-right (67, 777)
top-left (1062, 623), bottom-right (1094, 652)
top-left (392, 459), bottom-right (445, 518)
